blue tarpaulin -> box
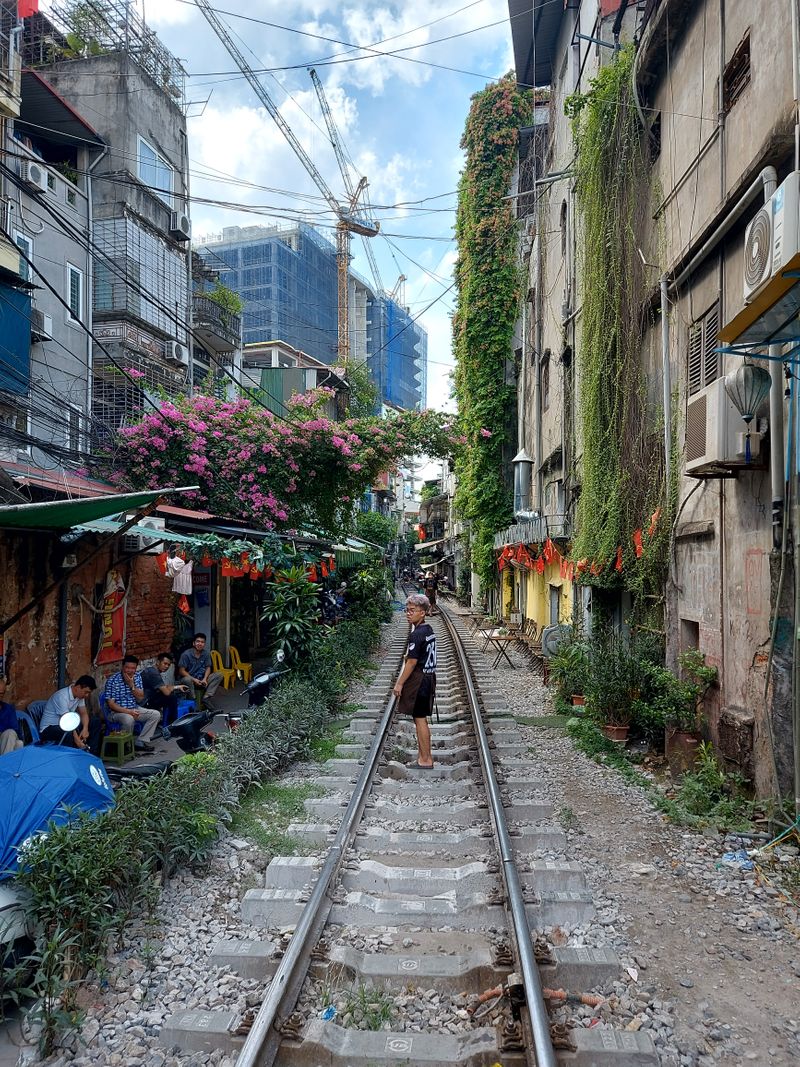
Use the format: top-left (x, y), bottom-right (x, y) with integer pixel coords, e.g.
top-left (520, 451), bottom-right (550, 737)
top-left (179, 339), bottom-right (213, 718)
top-left (0, 283), bottom-right (32, 395)
top-left (0, 746), bottom-right (115, 878)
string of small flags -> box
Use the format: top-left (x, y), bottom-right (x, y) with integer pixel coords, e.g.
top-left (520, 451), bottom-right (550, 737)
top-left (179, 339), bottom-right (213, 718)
top-left (496, 507), bottom-right (662, 578)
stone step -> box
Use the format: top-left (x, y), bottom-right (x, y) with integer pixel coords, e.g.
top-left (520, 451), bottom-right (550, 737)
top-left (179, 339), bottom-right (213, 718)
top-left (159, 1010), bottom-right (243, 1057)
top-left (275, 1018), bottom-right (498, 1066)
top-left (378, 760), bottom-right (476, 783)
top-left (306, 798), bottom-right (553, 826)
top-left (241, 888), bottom-right (594, 929)
top-left (285, 823), bottom-right (567, 855)
top-left (274, 1018), bottom-right (658, 1066)
top-left (209, 937), bottom-right (278, 979)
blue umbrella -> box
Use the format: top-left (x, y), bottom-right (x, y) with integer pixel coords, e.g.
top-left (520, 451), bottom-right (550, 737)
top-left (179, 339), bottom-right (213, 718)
top-left (0, 746), bottom-right (116, 879)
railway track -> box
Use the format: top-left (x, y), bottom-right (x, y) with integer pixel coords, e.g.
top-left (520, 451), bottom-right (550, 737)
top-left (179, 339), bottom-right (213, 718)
top-left (163, 602), bottom-right (659, 1066)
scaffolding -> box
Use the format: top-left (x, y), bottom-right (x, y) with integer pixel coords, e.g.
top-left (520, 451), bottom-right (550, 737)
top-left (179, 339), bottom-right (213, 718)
top-left (22, 0), bottom-right (185, 104)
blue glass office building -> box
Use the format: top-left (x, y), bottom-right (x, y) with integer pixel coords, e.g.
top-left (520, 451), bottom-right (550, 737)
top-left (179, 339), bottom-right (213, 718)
top-left (202, 223), bottom-right (426, 410)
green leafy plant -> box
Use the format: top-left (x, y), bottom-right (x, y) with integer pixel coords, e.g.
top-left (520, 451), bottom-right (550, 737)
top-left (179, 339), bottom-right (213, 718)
top-left (452, 76), bottom-right (534, 589)
top-left (341, 981), bottom-right (396, 1030)
top-left (569, 46), bottom-right (675, 606)
top-left (354, 511), bottom-right (397, 550)
top-left (205, 278), bottom-right (245, 317)
top-left (548, 635), bottom-right (591, 701)
top-left (260, 566), bottom-right (323, 662)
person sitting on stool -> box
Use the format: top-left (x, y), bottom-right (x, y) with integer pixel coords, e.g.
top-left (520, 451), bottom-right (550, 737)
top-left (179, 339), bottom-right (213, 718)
top-left (177, 633), bottom-right (223, 711)
top-left (141, 652), bottom-right (190, 725)
top-left (40, 675), bottom-right (99, 750)
top-left (104, 656), bottom-right (161, 753)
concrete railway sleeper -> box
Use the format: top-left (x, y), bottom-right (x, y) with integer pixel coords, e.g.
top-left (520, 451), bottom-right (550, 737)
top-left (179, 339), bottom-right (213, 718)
top-left (161, 605), bottom-right (658, 1067)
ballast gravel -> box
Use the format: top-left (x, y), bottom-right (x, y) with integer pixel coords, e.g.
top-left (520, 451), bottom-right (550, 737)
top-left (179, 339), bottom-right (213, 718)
top-left (20, 608), bottom-right (800, 1067)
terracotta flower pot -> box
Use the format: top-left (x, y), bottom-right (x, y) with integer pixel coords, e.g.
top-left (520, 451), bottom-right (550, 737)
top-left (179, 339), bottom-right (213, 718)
top-left (665, 727), bottom-right (701, 774)
top-left (601, 723), bottom-right (630, 743)
top-left (571, 695), bottom-right (586, 707)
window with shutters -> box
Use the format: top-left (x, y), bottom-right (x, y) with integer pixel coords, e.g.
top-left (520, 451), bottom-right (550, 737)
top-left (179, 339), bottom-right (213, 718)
top-left (687, 303), bottom-right (720, 396)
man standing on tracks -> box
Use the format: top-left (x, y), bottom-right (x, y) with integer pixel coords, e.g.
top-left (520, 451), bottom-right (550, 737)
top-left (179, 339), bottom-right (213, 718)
top-left (393, 594), bottom-right (437, 769)
top-left (422, 571), bottom-right (439, 614)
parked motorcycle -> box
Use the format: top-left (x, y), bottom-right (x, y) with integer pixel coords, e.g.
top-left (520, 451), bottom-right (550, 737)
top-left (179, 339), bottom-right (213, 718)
top-left (161, 707), bottom-right (217, 753)
top-left (225, 650), bottom-right (290, 730)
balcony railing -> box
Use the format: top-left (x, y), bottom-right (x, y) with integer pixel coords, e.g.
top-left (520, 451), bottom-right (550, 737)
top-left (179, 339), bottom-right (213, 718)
top-left (493, 513), bottom-right (571, 549)
top-left (193, 295), bottom-right (241, 353)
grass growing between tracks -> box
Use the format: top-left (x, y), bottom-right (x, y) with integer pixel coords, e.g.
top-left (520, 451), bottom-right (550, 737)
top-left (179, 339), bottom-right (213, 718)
top-left (230, 781), bottom-right (324, 857)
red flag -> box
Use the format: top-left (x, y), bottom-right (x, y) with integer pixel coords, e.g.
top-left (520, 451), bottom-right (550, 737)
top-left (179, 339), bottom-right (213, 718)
top-left (535, 556), bottom-right (545, 575)
top-left (633, 529), bottom-right (644, 558)
top-left (320, 560), bottom-right (329, 577)
top-left (177, 594), bottom-right (191, 614)
top-left (543, 538), bottom-right (555, 564)
top-left (18, 1), bottom-right (39, 18)
top-left (576, 558), bottom-right (588, 574)
top-left (308, 564), bottom-right (318, 582)
top-left (567, 562), bottom-right (575, 581)
top-left (615, 546), bottom-right (623, 573)
top-left (590, 560), bottom-right (603, 576)
top-left (648, 507), bottom-right (662, 538)
top-left (560, 557), bottom-right (569, 579)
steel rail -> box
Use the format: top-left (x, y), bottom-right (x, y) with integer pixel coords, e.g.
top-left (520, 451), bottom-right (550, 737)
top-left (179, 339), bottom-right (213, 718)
top-left (439, 605), bottom-right (558, 1067)
top-left (235, 660), bottom-right (403, 1067)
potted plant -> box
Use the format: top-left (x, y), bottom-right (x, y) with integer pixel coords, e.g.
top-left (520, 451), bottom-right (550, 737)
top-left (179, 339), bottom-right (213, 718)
top-left (585, 634), bottom-right (638, 742)
top-left (548, 636), bottom-right (590, 705)
top-left (663, 650), bottom-right (717, 771)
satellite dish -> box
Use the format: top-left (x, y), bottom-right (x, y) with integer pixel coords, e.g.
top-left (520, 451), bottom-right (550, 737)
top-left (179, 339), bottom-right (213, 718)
top-left (541, 624), bottom-right (573, 658)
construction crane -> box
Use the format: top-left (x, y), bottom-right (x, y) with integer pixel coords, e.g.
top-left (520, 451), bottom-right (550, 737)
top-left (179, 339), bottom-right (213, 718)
top-left (308, 68), bottom-right (384, 299)
top-left (388, 274), bottom-right (407, 306)
top-left (194, 1), bottom-right (379, 369)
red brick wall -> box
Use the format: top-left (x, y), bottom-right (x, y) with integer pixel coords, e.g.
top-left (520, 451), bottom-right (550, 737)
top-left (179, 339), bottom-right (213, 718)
top-left (124, 555), bottom-right (175, 668)
top-left (0, 533), bottom-right (175, 704)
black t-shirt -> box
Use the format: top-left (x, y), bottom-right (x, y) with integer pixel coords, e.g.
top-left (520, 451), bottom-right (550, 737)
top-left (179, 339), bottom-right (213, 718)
top-left (423, 575), bottom-right (438, 591)
top-left (141, 665), bottom-right (166, 705)
top-left (406, 622), bottom-right (436, 674)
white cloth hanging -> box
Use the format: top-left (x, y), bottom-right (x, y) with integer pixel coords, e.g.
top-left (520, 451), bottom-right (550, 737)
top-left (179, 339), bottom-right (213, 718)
top-left (166, 556), bottom-right (194, 594)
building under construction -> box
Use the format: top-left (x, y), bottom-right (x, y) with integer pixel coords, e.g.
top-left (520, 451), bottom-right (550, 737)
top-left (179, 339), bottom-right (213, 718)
top-left (201, 224), bottom-right (427, 411)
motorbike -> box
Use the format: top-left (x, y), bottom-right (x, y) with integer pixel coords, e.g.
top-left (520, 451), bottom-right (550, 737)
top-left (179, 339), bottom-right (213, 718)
top-left (225, 650), bottom-right (290, 730)
top-left (161, 706), bottom-right (217, 753)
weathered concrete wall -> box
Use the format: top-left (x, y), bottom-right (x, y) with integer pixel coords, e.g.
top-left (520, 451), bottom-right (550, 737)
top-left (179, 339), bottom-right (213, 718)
top-left (642, 0), bottom-right (795, 792)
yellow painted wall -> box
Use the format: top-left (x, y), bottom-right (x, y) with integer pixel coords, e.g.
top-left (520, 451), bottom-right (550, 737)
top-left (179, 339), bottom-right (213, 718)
top-left (499, 555), bottom-right (573, 628)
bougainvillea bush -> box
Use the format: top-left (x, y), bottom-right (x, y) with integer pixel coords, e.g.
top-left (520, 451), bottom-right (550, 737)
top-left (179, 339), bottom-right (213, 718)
top-left (107, 389), bottom-right (463, 534)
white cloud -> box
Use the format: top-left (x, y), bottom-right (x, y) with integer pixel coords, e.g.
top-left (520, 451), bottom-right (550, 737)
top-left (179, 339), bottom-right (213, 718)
top-left (142, 0), bottom-right (514, 411)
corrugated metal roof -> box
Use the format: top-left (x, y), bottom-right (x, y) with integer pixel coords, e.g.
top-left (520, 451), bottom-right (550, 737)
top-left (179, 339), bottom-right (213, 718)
top-left (71, 519), bottom-right (195, 544)
top-left (509, 0), bottom-right (565, 88)
top-left (0, 487), bottom-right (197, 530)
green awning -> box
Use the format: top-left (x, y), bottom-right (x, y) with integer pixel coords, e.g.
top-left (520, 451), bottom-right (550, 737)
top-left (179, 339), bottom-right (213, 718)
top-left (70, 519), bottom-right (196, 544)
top-left (0, 486), bottom-right (199, 530)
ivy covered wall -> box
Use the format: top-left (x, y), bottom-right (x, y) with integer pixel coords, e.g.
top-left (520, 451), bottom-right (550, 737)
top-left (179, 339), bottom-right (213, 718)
top-left (452, 75), bottom-right (533, 588)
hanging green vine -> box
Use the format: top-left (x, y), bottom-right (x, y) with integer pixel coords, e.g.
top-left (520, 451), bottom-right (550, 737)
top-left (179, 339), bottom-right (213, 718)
top-left (567, 46), bottom-right (674, 603)
top-left (452, 75), bottom-right (533, 589)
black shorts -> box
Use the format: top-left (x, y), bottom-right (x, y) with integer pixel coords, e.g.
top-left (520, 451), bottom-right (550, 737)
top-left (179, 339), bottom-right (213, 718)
top-left (398, 671), bottom-right (436, 718)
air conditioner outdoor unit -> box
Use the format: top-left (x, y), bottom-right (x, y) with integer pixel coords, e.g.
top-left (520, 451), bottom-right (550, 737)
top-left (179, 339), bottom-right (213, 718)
top-left (170, 211), bottom-right (191, 241)
top-left (121, 515), bottom-right (166, 554)
top-left (685, 377), bottom-right (765, 476)
top-left (743, 171), bottom-right (800, 303)
top-left (166, 340), bottom-right (189, 365)
top-left (30, 307), bottom-right (53, 342)
top-left (20, 160), bottom-right (48, 194)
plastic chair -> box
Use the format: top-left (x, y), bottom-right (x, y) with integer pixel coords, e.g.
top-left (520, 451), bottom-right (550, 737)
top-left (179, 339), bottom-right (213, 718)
top-left (228, 645), bottom-right (253, 683)
top-left (26, 700), bottom-right (46, 728)
top-left (210, 650), bottom-right (236, 690)
top-left (99, 693), bottom-right (135, 766)
top-left (16, 710), bottom-right (40, 745)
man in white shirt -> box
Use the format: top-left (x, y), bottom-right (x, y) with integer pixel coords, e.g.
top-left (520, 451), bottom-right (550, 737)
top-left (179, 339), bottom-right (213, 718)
top-left (40, 675), bottom-right (97, 749)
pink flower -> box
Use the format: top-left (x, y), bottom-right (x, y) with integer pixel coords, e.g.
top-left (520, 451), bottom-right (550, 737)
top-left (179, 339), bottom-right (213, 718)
top-left (480, 428), bottom-right (492, 438)
top-left (123, 367), bottom-right (145, 380)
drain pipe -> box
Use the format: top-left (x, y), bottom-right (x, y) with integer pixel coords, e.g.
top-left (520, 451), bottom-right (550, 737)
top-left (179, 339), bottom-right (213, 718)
top-left (670, 166), bottom-right (778, 294)
top-left (660, 274), bottom-right (671, 489)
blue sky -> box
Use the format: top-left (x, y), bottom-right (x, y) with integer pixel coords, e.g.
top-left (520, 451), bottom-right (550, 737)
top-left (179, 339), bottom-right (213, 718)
top-left (141, 0), bottom-right (515, 410)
